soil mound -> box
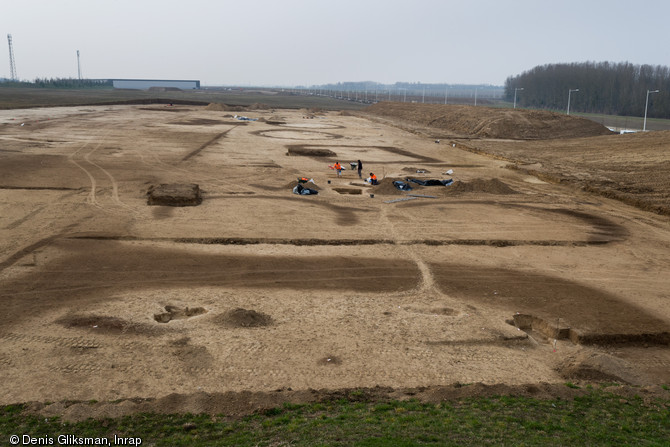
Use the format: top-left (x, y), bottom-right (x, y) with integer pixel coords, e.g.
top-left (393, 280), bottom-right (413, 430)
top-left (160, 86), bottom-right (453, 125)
top-left (247, 103), bottom-right (270, 110)
top-left (205, 103), bottom-right (229, 111)
top-left (364, 103), bottom-right (614, 139)
top-left (216, 308), bottom-right (274, 328)
top-left (446, 178), bottom-right (517, 195)
top-left (370, 177), bottom-right (422, 195)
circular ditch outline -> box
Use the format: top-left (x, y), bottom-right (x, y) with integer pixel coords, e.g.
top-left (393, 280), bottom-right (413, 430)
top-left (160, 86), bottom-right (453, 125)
top-left (278, 123), bottom-right (345, 130)
top-left (395, 200), bottom-right (628, 245)
top-left (250, 129), bottom-right (344, 140)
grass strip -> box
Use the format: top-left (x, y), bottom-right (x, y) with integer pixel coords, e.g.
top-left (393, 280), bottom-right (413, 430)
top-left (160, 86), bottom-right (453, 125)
top-left (1, 390), bottom-right (668, 446)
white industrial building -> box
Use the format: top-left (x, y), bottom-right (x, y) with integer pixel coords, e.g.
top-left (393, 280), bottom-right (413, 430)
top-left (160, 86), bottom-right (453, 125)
top-left (110, 79), bottom-right (200, 90)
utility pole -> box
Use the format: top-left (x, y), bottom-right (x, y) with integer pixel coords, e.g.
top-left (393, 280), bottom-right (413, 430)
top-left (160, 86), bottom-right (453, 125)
top-left (567, 88), bottom-right (579, 115)
top-left (643, 89), bottom-right (660, 131)
top-left (7, 34), bottom-right (17, 81)
top-left (77, 50), bottom-right (82, 80)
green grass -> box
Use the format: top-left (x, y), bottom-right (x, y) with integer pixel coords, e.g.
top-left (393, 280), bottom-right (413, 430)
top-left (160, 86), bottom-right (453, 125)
top-left (1, 391), bottom-right (668, 446)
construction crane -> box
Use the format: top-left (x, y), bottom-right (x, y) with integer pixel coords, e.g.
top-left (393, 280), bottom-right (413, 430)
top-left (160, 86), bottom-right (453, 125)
top-left (7, 34), bottom-right (17, 81)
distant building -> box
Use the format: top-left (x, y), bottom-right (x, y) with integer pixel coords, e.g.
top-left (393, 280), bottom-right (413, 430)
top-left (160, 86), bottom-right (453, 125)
top-left (110, 79), bottom-right (200, 90)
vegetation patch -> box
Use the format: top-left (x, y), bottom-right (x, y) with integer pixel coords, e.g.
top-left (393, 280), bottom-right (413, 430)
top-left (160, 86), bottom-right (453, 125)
top-left (6, 390), bottom-right (669, 446)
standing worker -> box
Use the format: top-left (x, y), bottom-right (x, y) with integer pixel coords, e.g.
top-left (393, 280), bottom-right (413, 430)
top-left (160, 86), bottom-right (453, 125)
top-left (357, 159), bottom-right (363, 179)
top-left (333, 161), bottom-right (343, 177)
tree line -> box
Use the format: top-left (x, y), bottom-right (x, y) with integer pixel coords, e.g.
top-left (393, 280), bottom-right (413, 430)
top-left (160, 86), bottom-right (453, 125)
top-left (505, 62), bottom-right (670, 118)
top-left (0, 78), bottom-right (112, 89)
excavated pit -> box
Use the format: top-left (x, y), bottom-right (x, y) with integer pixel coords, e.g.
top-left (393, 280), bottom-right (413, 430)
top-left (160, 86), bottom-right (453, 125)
top-left (147, 183), bottom-right (202, 206)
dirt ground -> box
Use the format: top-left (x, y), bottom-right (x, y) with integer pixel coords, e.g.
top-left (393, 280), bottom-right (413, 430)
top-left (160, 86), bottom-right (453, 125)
top-left (1, 104), bottom-right (669, 418)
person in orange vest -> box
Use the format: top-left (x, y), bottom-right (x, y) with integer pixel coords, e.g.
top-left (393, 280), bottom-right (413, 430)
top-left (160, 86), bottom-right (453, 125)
top-left (369, 172), bottom-right (378, 185)
top-left (333, 161), bottom-right (343, 177)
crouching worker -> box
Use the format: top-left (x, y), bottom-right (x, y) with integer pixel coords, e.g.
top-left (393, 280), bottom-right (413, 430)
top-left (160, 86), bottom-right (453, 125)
top-left (367, 173), bottom-right (378, 185)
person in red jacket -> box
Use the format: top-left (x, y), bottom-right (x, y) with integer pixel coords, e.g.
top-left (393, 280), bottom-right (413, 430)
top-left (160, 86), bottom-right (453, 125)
top-left (369, 173), bottom-right (378, 185)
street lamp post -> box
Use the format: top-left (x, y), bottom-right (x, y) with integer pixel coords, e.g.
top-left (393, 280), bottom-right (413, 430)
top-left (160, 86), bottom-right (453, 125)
top-left (567, 88), bottom-right (579, 115)
top-left (643, 89), bottom-right (660, 131)
top-left (514, 87), bottom-right (524, 109)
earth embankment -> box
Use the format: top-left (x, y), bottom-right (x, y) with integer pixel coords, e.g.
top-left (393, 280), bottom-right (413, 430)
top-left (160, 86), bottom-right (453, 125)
top-left (363, 102), bottom-right (614, 139)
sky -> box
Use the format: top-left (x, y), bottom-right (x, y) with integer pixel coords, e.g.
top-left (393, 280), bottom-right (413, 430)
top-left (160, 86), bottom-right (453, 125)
top-left (2, 0), bottom-right (669, 87)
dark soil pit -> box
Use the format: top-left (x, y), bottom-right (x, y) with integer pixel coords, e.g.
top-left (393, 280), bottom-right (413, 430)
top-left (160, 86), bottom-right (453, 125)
top-left (406, 306), bottom-right (459, 316)
top-left (402, 167), bottom-right (431, 174)
top-left (317, 355), bottom-right (343, 366)
top-left (216, 308), bottom-right (274, 328)
top-left (173, 118), bottom-right (228, 126)
top-left (446, 178), bottom-right (517, 195)
top-left (333, 187), bottom-right (362, 195)
top-left (147, 183), bottom-right (202, 206)
top-left (56, 315), bottom-right (158, 336)
top-left (154, 306), bottom-right (208, 323)
top-left (286, 147), bottom-right (336, 157)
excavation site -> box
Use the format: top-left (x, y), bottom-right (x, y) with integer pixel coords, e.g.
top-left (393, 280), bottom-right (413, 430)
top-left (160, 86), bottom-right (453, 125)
top-left (0, 102), bottom-right (669, 419)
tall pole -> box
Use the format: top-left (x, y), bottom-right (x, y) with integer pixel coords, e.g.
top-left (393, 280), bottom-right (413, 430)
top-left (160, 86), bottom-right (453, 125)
top-left (643, 89), bottom-right (660, 131)
top-left (474, 88), bottom-right (478, 106)
top-left (444, 85), bottom-right (448, 104)
top-left (7, 34), bottom-right (17, 81)
top-left (514, 87), bottom-right (524, 109)
top-left (77, 50), bottom-right (82, 80)
top-left (567, 88), bottom-right (579, 115)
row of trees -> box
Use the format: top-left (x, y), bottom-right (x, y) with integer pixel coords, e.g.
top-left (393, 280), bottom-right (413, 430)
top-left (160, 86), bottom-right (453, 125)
top-left (504, 62), bottom-right (670, 118)
top-left (0, 78), bottom-right (111, 89)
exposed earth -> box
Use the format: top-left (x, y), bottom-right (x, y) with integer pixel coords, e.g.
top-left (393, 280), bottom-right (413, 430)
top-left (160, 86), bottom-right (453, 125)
top-left (0, 103), bottom-right (669, 419)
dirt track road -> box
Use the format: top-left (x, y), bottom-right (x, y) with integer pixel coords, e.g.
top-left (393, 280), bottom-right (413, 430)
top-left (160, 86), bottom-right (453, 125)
top-left (1, 105), bottom-right (669, 409)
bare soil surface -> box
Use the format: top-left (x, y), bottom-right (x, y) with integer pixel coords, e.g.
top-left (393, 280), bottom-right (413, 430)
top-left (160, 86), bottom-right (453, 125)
top-left (363, 102), bottom-right (615, 139)
top-left (1, 104), bottom-right (669, 419)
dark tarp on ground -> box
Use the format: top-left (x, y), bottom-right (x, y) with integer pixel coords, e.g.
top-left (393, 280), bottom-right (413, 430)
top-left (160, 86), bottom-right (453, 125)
top-left (293, 184), bottom-right (318, 195)
top-left (393, 181), bottom-right (413, 191)
top-left (407, 178), bottom-right (454, 186)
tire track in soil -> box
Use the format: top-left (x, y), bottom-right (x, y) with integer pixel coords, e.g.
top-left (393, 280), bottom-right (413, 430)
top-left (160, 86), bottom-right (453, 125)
top-left (68, 128), bottom-right (140, 217)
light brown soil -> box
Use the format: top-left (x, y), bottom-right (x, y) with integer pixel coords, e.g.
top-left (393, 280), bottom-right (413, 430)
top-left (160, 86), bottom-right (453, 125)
top-left (1, 104), bottom-right (669, 419)
top-left (363, 102), bottom-right (615, 139)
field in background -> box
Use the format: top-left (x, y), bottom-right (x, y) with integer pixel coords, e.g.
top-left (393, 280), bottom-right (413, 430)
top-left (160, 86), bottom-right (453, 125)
top-left (3, 86), bottom-right (670, 131)
top-left (0, 86), bottom-right (367, 111)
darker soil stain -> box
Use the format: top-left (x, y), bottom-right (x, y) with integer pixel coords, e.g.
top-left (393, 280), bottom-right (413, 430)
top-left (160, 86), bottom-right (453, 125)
top-left (430, 263), bottom-right (670, 344)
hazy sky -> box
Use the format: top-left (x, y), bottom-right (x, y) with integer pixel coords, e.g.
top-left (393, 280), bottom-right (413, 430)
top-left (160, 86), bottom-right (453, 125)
top-left (2, 0), bottom-right (669, 86)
